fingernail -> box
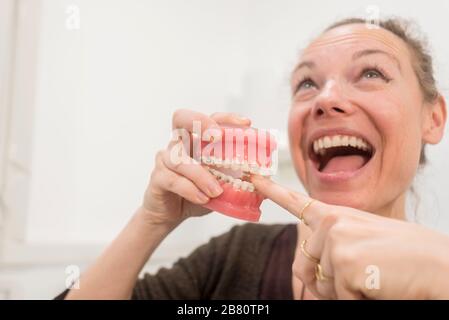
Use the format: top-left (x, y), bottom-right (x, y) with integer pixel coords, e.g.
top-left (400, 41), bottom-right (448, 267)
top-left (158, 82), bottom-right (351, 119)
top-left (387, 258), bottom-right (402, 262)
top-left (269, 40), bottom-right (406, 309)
top-left (208, 181), bottom-right (223, 197)
top-left (235, 114), bottom-right (251, 122)
top-left (250, 175), bottom-right (266, 184)
top-left (197, 191), bottom-right (210, 203)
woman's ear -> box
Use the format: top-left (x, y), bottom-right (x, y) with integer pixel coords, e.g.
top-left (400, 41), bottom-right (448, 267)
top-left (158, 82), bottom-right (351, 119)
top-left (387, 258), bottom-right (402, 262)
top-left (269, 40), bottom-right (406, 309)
top-left (422, 94), bottom-right (447, 144)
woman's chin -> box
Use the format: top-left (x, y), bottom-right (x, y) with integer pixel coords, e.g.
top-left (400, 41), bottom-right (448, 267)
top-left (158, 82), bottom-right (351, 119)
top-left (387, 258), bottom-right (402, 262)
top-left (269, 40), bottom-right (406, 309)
top-left (309, 190), bottom-right (372, 211)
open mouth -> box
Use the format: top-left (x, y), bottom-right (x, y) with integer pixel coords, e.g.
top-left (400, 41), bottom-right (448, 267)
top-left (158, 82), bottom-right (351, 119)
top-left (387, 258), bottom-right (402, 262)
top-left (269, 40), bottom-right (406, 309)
top-left (200, 127), bottom-right (276, 222)
top-left (309, 135), bottom-right (374, 174)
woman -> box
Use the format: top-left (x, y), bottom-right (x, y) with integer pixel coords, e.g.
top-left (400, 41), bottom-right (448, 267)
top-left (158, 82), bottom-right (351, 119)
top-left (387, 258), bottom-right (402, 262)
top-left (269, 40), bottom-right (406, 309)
top-left (61, 17), bottom-right (448, 300)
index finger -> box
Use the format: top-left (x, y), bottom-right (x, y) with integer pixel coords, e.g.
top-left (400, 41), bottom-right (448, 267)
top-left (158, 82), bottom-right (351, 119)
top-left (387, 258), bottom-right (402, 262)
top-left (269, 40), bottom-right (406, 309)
top-left (210, 112), bottom-right (252, 127)
top-left (172, 109), bottom-right (220, 133)
top-left (251, 175), bottom-right (328, 230)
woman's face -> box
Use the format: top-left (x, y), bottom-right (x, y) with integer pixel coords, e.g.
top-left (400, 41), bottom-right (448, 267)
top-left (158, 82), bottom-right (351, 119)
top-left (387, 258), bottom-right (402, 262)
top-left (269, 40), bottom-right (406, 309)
top-left (288, 23), bottom-right (427, 215)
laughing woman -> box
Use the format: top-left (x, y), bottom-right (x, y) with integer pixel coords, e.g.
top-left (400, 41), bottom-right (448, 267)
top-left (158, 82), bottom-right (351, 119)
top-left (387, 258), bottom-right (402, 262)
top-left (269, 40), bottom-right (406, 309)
top-left (60, 17), bottom-right (448, 300)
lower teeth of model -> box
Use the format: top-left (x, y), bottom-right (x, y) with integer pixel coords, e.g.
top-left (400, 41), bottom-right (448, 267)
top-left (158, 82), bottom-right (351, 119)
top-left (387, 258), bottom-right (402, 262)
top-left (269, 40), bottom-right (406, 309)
top-left (207, 168), bottom-right (255, 192)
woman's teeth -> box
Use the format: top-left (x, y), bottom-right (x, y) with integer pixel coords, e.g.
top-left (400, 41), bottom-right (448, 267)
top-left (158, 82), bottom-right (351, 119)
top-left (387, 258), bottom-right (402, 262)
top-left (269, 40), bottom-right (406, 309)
top-left (312, 135), bottom-right (372, 156)
top-left (201, 156), bottom-right (272, 176)
top-left (207, 168), bottom-right (255, 192)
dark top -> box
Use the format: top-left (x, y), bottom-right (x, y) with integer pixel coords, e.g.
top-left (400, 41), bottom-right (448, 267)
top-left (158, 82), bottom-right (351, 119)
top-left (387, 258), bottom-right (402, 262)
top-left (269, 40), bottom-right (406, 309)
top-left (56, 223), bottom-right (298, 300)
top-left (259, 224), bottom-right (297, 299)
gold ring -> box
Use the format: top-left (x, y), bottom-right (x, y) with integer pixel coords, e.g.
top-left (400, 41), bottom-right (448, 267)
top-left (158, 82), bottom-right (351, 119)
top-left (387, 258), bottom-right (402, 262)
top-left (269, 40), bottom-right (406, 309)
top-left (300, 239), bottom-right (320, 264)
top-left (299, 199), bottom-right (314, 226)
top-left (315, 263), bottom-right (333, 281)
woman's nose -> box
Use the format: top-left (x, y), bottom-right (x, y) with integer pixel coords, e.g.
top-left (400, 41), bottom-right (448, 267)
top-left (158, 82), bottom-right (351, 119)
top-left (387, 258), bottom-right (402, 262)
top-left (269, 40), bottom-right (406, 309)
top-left (312, 80), bottom-right (356, 118)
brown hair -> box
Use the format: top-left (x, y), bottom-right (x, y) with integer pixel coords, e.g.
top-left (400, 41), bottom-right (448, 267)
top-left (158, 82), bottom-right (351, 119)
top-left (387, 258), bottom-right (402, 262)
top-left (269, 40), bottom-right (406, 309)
top-left (324, 17), bottom-right (440, 165)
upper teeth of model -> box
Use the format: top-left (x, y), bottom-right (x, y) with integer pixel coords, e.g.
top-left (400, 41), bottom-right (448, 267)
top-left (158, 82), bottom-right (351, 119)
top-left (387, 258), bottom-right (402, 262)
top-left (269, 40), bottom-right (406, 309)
top-left (313, 135), bottom-right (372, 156)
top-left (207, 168), bottom-right (255, 192)
top-left (201, 156), bottom-right (272, 176)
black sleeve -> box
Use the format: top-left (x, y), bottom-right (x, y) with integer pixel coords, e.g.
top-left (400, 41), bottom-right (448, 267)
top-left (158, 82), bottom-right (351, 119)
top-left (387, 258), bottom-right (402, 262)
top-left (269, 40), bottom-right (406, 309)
top-left (54, 289), bottom-right (69, 300)
top-left (132, 223), bottom-right (285, 300)
top-left (131, 225), bottom-right (238, 300)
top-left (54, 223), bottom-right (284, 300)
top-left (53, 228), bottom-right (233, 300)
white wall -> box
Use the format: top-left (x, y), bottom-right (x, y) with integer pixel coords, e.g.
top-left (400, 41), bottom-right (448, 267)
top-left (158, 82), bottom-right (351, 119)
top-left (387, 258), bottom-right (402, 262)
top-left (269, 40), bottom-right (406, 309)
top-left (1, 0), bottom-right (448, 299)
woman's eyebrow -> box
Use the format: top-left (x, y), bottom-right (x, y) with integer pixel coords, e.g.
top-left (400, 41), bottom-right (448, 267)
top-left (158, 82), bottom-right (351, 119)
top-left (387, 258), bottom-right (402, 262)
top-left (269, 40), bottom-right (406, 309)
top-left (352, 49), bottom-right (402, 72)
top-left (292, 60), bottom-right (315, 75)
top-left (291, 48), bottom-right (402, 81)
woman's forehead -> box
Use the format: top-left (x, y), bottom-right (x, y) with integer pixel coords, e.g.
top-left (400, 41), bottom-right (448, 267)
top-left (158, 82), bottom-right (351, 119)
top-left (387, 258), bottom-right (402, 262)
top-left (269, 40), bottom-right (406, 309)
top-left (300, 23), bottom-right (411, 62)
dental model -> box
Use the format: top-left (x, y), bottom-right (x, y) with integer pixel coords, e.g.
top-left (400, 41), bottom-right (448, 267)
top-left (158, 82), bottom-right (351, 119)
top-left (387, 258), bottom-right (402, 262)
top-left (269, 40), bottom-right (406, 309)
top-left (200, 126), bottom-right (277, 222)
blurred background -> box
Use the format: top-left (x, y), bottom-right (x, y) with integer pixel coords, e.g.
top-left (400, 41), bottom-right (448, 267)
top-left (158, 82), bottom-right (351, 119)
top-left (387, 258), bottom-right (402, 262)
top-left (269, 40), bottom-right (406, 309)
top-left (0, 0), bottom-right (448, 299)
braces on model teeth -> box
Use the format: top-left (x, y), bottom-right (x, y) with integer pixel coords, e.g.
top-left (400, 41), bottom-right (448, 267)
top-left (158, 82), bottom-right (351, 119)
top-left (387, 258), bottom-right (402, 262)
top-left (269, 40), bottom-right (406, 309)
top-left (312, 135), bottom-right (372, 156)
top-left (199, 126), bottom-right (277, 222)
top-left (207, 168), bottom-right (256, 192)
top-left (201, 156), bottom-right (273, 176)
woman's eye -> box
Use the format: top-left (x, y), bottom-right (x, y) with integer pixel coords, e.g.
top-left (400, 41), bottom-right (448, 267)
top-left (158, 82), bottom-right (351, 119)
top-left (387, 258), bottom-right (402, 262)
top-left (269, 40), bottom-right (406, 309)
top-left (364, 70), bottom-right (381, 78)
top-left (296, 78), bottom-right (316, 91)
top-left (361, 68), bottom-right (390, 82)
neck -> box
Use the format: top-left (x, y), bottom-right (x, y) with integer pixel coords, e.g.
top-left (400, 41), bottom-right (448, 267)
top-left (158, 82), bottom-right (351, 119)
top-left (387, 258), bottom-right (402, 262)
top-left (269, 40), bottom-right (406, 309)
top-left (374, 193), bottom-right (407, 220)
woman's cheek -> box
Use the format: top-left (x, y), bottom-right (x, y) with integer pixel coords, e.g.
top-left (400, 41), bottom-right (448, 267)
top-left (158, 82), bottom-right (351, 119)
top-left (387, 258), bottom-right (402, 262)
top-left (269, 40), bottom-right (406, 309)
top-left (370, 99), bottom-right (422, 190)
top-left (288, 106), bottom-right (305, 150)
top-left (288, 107), bottom-right (308, 182)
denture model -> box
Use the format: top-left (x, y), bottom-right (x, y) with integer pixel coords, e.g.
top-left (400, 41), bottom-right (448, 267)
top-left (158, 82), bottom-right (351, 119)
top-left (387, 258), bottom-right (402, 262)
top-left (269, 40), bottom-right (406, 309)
top-left (200, 126), bottom-right (277, 222)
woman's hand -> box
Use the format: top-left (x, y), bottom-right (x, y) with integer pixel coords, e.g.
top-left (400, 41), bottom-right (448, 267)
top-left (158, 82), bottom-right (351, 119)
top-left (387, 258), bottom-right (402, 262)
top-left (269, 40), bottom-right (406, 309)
top-left (66, 109), bottom-right (252, 300)
top-left (141, 109), bottom-right (251, 227)
top-left (252, 176), bottom-right (449, 300)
